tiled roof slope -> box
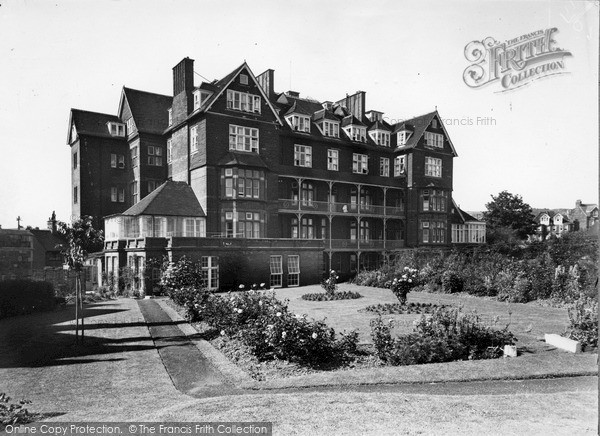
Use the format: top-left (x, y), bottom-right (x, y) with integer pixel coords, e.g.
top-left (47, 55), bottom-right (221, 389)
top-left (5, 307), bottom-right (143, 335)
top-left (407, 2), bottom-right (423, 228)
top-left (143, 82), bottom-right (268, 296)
top-left (70, 109), bottom-right (122, 139)
top-left (121, 181), bottom-right (205, 217)
top-left (123, 87), bottom-right (172, 134)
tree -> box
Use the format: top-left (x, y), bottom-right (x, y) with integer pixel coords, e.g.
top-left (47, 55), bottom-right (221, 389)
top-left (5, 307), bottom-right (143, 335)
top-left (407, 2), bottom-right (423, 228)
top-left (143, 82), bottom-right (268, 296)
top-left (483, 191), bottom-right (537, 240)
top-left (56, 216), bottom-right (104, 343)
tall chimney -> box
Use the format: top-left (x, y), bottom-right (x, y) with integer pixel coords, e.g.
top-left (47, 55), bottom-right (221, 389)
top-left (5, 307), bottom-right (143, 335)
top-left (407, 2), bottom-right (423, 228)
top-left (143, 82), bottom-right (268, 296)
top-left (171, 57), bottom-right (195, 123)
top-left (257, 69), bottom-right (275, 99)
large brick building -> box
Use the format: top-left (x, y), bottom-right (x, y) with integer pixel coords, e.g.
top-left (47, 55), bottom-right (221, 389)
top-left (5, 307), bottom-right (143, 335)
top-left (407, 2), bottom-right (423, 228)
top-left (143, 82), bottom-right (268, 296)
top-left (69, 58), bottom-right (481, 291)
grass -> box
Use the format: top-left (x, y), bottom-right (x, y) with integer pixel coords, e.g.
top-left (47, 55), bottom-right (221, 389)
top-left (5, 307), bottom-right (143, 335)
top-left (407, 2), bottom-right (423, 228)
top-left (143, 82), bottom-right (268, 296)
top-left (142, 389), bottom-right (598, 435)
top-left (275, 283), bottom-right (576, 351)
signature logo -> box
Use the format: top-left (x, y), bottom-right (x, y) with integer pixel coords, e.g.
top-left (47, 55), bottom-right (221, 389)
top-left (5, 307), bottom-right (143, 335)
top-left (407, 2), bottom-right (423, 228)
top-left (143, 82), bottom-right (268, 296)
top-left (463, 28), bottom-right (572, 92)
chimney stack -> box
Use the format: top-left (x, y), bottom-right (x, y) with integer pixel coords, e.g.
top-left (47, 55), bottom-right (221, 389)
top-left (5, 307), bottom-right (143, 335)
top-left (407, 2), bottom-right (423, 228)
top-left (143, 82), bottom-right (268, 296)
top-left (47, 211), bottom-right (57, 234)
top-left (171, 57), bottom-right (195, 123)
top-left (257, 69), bottom-right (275, 99)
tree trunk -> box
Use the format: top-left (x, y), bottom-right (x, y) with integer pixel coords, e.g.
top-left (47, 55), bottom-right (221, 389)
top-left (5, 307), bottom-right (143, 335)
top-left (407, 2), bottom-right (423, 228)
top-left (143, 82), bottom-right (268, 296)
top-left (79, 273), bottom-right (85, 343)
top-left (75, 275), bottom-right (79, 343)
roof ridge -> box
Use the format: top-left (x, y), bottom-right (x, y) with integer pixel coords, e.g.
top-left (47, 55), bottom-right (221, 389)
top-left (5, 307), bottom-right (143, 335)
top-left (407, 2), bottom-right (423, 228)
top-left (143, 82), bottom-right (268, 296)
top-left (71, 108), bottom-right (117, 117)
top-left (123, 86), bottom-right (173, 99)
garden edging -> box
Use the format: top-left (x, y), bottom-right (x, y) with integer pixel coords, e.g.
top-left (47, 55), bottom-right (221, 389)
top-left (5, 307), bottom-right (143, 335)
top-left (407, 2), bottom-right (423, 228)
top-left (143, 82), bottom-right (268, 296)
top-left (154, 298), bottom-right (598, 391)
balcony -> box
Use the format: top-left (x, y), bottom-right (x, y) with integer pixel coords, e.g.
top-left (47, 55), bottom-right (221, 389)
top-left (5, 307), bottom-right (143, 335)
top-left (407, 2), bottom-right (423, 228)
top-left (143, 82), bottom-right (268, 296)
top-left (327, 239), bottom-right (405, 250)
top-left (278, 199), bottom-right (404, 217)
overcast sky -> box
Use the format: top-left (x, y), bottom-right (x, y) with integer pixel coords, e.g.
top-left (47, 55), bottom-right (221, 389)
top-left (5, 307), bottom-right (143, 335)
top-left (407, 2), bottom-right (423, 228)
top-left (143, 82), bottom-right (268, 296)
top-left (0, 0), bottom-right (597, 228)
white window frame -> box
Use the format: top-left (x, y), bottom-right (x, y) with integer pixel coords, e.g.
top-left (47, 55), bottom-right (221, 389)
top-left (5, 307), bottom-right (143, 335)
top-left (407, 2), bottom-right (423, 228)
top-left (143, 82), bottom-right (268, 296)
top-left (147, 146), bottom-right (163, 166)
top-left (380, 157), bottom-right (390, 177)
top-left (352, 153), bottom-right (369, 174)
top-left (227, 90), bottom-right (261, 114)
top-left (425, 156), bottom-right (442, 177)
top-left (370, 130), bottom-right (390, 147)
top-left (422, 221), bottom-right (430, 243)
top-left (294, 144), bottom-right (312, 168)
top-left (344, 126), bottom-right (367, 142)
top-left (130, 145), bottom-right (139, 168)
top-left (167, 139), bottom-right (172, 163)
top-left (287, 255), bottom-right (300, 287)
top-left (168, 108), bottom-right (173, 126)
top-left (327, 149), bottom-right (339, 171)
top-left (201, 256), bottom-right (219, 290)
top-left (184, 218), bottom-right (204, 237)
top-left (229, 125), bottom-right (259, 153)
top-left (425, 131), bottom-right (444, 148)
top-left (239, 74), bottom-right (249, 85)
top-left (270, 255), bottom-right (283, 288)
top-left (107, 122), bottom-right (125, 137)
top-left (323, 121), bottom-right (340, 138)
top-left (286, 115), bottom-right (311, 133)
top-left (111, 187), bottom-right (118, 203)
top-left (190, 125), bottom-right (198, 154)
top-left (394, 155), bottom-right (406, 176)
top-left (126, 117), bottom-right (135, 135)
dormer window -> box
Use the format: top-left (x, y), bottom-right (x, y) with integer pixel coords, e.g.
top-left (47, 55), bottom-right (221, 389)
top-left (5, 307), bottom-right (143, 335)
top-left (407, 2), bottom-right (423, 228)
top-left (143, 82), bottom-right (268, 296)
top-left (322, 120), bottom-right (339, 138)
top-left (286, 115), bottom-right (311, 133)
top-left (227, 90), bottom-right (261, 114)
top-left (108, 122), bottom-right (125, 137)
top-left (193, 90), bottom-right (213, 111)
top-left (370, 131), bottom-right (390, 147)
top-left (425, 131), bottom-right (443, 148)
top-left (397, 130), bottom-right (411, 146)
top-left (344, 126), bottom-right (367, 142)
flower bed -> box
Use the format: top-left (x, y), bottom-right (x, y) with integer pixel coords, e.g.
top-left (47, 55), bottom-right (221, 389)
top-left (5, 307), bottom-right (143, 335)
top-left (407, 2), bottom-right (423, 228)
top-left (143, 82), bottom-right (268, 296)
top-left (361, 302), bottom-right (446, 315)
top-left (301, 291), bottom-right (362, 301)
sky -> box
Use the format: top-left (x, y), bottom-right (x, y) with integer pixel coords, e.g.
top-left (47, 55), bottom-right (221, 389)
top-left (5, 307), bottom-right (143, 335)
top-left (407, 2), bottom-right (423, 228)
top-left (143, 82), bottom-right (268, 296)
top-left (0, 0), bottom-right (597, 228)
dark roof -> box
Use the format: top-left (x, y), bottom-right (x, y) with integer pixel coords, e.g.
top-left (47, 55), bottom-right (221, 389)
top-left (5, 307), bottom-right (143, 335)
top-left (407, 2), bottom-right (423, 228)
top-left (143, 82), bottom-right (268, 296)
top-left (217, 152), bottom-right (269, 169)
top-left (69, 109), bottom-right (123, 140)
top-left (369, 120), bottom-right (391, 132)
top-left (30, 230), bottom-right (65, 252)
top-left (121, 181), bottom-right (205, 217)
top-left (341, 114), bottom-right (366, 127)
top-left (122, 88), bottom-right (172, 134)
top-left (451, 200), bottom-right (483, 224)
top-left (284, 100), bottom-right (313, 116)
top-left (277, 94), bottom-right (324, 118)
top-left (392, 111), bottom-right (436, 138)
top-left (313, 108), bottom-right (339, 122)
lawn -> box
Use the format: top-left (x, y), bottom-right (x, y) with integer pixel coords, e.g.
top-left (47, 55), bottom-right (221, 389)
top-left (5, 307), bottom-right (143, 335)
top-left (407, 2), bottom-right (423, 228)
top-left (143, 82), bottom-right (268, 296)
top-left (274, 283), bottom-right (573, 352)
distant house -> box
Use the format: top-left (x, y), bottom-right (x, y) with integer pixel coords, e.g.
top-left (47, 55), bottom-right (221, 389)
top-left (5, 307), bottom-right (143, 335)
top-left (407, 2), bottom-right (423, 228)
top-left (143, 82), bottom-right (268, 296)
top-left (533, 210), bottom-right (572, 240)
top-left (0, 228), bottom-right (34, 280)
top-left (570, 200), bottom-right (598, 231)
top-left (29, 212), bottom-right (65, 270)
top-left (450, 201), bottom-right (486, 244)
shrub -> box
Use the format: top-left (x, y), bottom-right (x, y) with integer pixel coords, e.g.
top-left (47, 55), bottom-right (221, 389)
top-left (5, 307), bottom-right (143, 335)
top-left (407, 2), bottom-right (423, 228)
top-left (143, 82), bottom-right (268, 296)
top-left (0, 393), bottom-right (32, 430)
top-left (189, 289), bottom-right (358, 367)
top-left (567, 295), bottom-right (598, 349)
top-left (370, 307), bottom-right (516, 365)
top-left (441, 271), bottom-right (464, 294)
top-left (321, 270), bottom-right (339, 295)
top-left (301, 291), bottom-right (362, 301)
top-left (389, 267), bottom-right (418, 304)
top-left (0, 280), bottom-right (56, 319)
top-left (160, 256), bottom-right (206, 296)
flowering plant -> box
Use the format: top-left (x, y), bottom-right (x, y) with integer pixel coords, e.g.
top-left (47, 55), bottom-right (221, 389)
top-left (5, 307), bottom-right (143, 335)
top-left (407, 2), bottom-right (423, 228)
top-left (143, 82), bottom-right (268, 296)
top-left (321, 270), bottom-right (339, 296)
top-left (389, 267), bottom-right (418, 305)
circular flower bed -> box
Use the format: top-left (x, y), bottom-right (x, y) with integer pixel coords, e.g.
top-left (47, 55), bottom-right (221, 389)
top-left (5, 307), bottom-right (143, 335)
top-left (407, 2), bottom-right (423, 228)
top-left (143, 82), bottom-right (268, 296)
top-left (361, 302), bottom-right (446, 315)
top-left (301, 291), bottom-right (363, 301)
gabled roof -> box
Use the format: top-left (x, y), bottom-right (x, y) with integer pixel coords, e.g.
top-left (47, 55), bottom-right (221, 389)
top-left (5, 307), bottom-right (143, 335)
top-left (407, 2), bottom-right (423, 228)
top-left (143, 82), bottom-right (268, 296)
top-left (369, 120), bottom-right (391, 132)
top-left (120, 181), bottom-right (205, 217)
top-left (217, 152), bottom-right (269, 169)
top-left (67, 109), bottom-right (123, 143)
top-left (451, 199), bottom-right (483, 224)
top-left (284, 100), bottom-right (313, 116)
top-left (30, 230), bottom-right (65, 252)
top-left (201, 62), bottom-right (283, 125)
top-left (392, 111), bottom-right (458, 156)
top-left (312, 108), bottom-right (339, 122)
top-left (118, 87), bottom-right (172, 135)
top-left (341, 114), bottom-right (366, 128)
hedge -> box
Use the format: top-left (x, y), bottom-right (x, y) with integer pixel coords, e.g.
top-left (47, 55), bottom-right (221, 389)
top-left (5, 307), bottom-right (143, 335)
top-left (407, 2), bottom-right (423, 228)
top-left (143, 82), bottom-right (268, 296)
top-left (0, 280), bottom-right (56, 319)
